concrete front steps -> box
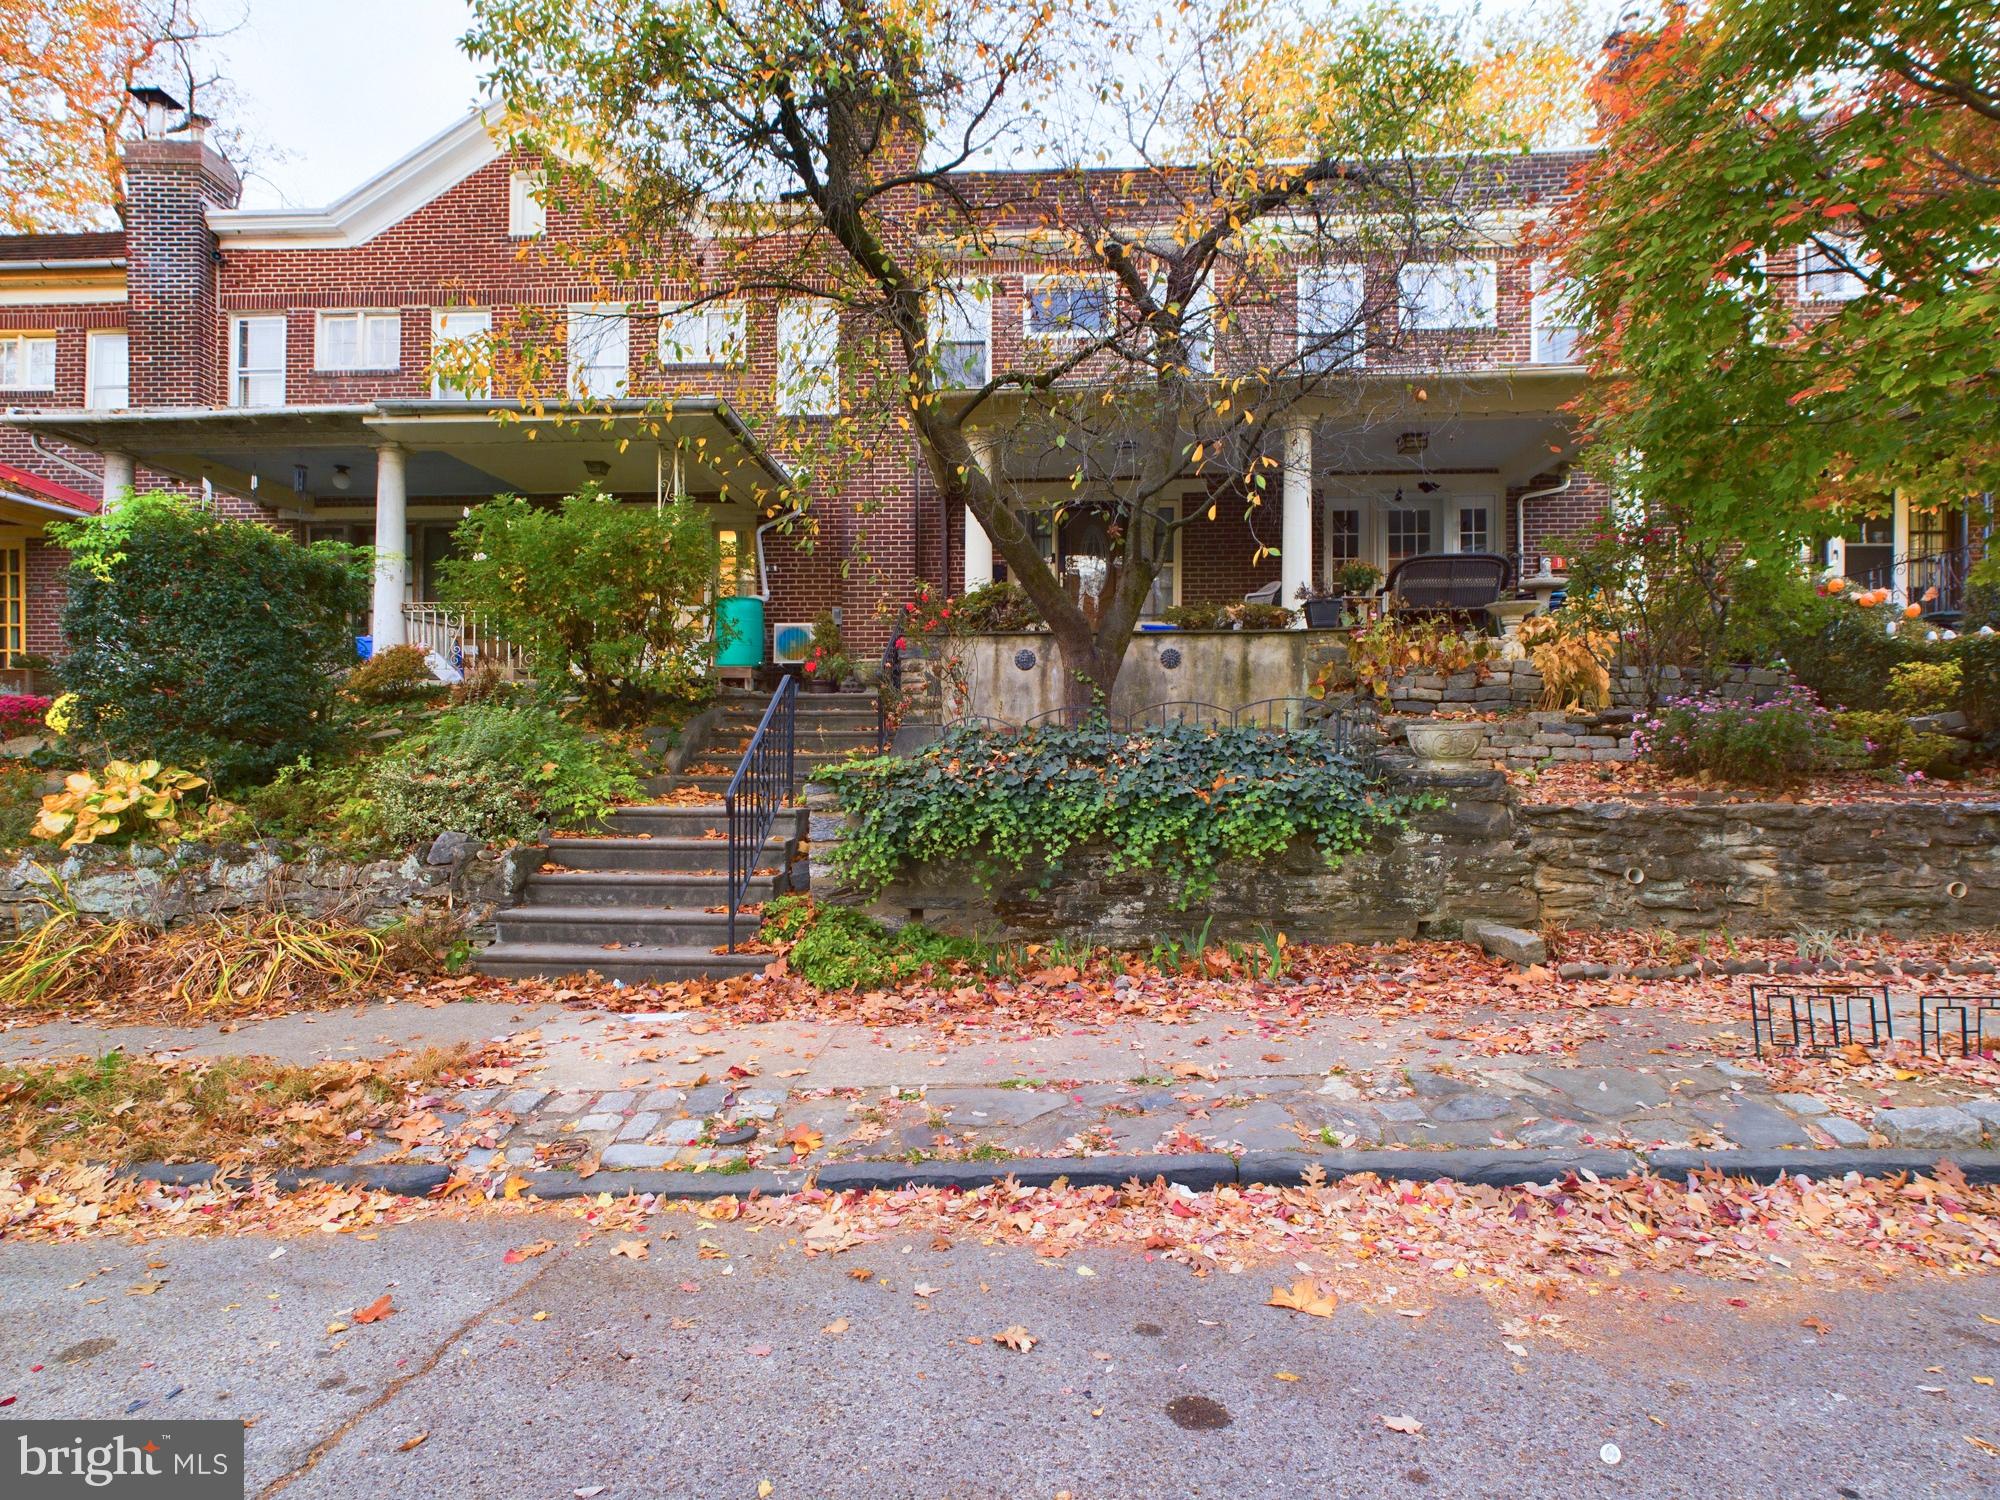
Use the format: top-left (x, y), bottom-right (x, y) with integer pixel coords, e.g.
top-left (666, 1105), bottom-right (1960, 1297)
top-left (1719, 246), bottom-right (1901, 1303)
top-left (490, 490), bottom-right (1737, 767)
top-left (474, 800), bottom-right (805, 983)
top-left (652, 690), bottom-right (883, 799)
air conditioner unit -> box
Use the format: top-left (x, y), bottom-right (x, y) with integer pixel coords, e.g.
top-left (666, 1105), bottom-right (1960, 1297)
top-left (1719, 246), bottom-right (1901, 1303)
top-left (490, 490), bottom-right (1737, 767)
top-left (771, 621), bottom-right (815, 664)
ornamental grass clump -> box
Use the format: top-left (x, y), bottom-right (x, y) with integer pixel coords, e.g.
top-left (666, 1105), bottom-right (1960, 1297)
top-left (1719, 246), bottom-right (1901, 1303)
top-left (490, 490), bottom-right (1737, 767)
top-left (1634, 685), bottom-right (1838, 786)
top-left (817, 721), bottom-right (1426, 906)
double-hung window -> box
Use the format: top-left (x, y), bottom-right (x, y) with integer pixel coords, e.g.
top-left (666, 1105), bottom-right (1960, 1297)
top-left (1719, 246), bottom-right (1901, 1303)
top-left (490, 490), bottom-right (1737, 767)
top-left (776, 298), bottom-right (839, 415)
top-left (1024, 276), bottom-right (1111, 341)
top-left (316, 309), bottom-right (401, 371)
top-left (431, 308), bottom-right (493, 398)
top-left (229, 315), bottom-right (286, 406)
top-left (1800, 237), bottom-right (1868, 302)
top-left (86, 330), bottom-right (128, 408)
top-left (927, 279), bottom-right (991, 388)
top-left (1296, 265), bottom-right (1365, 371)
top-left (1399, 260), bottom-right (1497, 331)
top-left (567, 304), bottom-right (630, 399)
top-left (0, 333), bottom-right (57, 392)
top-left (1530, 261), bottom-right (1584, 364)
top-left (659, 301), bottom-right (746, 366)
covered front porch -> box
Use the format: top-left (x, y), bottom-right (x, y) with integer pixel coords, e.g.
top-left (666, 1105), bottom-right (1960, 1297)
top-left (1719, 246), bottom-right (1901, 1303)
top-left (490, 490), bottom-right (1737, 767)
top-left (957, 369), bottom-right (1592, 620)
top-left (5, 398), bottom-right (794, 665)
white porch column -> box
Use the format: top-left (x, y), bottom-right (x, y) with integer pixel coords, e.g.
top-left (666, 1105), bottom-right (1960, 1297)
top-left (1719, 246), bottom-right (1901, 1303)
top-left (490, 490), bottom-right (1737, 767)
top-left (963, 433), bottom-right (996, 591)
top-left (1280, 415), bottom-right (1314, 620)
top-left (370, 443), bottom-right (408, 651)
top-left (99, 452), bottom-right (134, 509)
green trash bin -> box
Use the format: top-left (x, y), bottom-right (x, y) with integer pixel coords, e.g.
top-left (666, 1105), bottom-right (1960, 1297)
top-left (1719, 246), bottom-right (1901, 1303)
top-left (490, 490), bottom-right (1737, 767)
top-left (715, 595), bottom-right (766, 667)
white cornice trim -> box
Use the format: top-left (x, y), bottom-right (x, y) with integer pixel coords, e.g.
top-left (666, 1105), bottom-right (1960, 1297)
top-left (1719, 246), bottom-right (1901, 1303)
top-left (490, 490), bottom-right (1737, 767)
top-left (209, 106), bottom-right (505, 251)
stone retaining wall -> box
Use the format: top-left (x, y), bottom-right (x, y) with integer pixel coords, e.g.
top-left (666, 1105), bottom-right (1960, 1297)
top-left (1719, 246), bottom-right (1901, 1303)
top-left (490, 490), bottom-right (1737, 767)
top-left (1376, 660), bottom-right (1791, 716)
top-left (0, 836), bottom-right (536, 936)
top-left (816, 770), bottom-right (2000, 944)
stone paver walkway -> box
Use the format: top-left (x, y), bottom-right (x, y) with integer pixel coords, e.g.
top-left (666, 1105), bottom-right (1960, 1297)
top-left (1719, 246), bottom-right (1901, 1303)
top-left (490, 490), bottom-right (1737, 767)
top-left (12, 989), bottom-right (1993, 1176)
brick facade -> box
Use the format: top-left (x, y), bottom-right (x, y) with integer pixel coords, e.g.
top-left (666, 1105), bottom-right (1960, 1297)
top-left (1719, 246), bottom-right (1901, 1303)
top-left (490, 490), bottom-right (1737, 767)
top-left (0, 115), bottom-right (1893, 662)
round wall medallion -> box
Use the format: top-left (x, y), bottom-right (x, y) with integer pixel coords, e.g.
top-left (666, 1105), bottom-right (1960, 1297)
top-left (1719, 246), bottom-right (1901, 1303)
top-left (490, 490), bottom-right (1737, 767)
top-left (1014, 648), bottom-right (1038, 671)
top-left (1159, 646), bottom-right (1183, 670)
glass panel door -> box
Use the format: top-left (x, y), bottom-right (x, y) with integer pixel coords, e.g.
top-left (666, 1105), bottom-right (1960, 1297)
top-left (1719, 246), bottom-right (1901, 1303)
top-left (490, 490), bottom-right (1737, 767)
top-left (1384, 504), bottom-right (1434, 567)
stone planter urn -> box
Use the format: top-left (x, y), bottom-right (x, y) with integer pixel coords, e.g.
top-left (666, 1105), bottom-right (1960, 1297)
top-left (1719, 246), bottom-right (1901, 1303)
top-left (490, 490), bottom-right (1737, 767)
top-left (1404, 720), bottom-right (1486, 769)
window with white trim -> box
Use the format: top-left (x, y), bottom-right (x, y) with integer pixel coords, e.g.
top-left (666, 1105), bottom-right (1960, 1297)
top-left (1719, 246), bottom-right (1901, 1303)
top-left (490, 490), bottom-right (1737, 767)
top-left (567, 304), bottom-right (629, 399)
top-left (86, 330), bottom-right (128, 408)
top-left (431, 308), bottom-right (492, 398)
top-left (1453, 500), bottom-right (1492, 554)
top-left (927, 280), bottom-right (990, 387)
top-left (316, 310), bottom-right (401, 372)
top-left (1399, 260), bottom-right (1497, 330)
top-left (508, 170), bottom-right (546, 238)
top-left (659, 301), bottom-right (746, 366)
top-left (1800, 237), bottom-right (1867, 301)
top-left (1024, 276), bottom-right (1111, 340)
top-left (1148, 270), bottom-right (1215, 375)
top-left (1530, 261), bottom-right (1584, 364)
top-left (229, 315), bottom-right (286, 406)
top-left (0, 333), bottom-right (57, 392)
top-left (776, 298), bottom-right (839, 415)
top-left (1296, 265), bottom-right (1365, 371)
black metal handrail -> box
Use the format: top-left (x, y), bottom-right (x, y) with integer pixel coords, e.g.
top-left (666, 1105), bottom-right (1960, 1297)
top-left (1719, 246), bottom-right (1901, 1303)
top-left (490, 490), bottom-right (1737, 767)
top-left (723, 675), bottom-right (797, 951)
top-left (1852, 545), bottom-right (1975, 617)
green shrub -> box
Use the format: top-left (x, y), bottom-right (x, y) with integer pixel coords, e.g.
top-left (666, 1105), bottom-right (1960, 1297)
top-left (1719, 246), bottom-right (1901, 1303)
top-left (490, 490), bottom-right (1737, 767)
top-left (758, 894), bottom-right (987, 990)
top-left (1954, 635), bottom-right (2000, 734)
top-left (1637, 685), bottom-right (1841, 785)
top-left (817, 721), bottom-right (1427, 905)
top-left (439, 490), bottom-right (716, 723)
top-left (345, 644), bottom-right (441, 702)
top-left (52, 493), bottom-right (369, 789)
top-left (369, 704), bottom-right (640, 847)
top-left (1724, 567), bottom-right (1930, 710)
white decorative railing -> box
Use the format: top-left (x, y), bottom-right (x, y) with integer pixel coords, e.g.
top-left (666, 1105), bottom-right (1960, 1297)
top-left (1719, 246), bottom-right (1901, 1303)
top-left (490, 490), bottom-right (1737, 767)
top-left (401, 604), bottom-right (531, 678)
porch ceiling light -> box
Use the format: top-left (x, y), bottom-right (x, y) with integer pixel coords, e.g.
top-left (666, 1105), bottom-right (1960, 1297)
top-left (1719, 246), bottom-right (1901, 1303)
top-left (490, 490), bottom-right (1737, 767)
top-left (1396, 431), bottom-right (1429, 456)
top-left (584, 459), bottom-right (611, 478)
top-left (331, 464), bottom-right (351, 491)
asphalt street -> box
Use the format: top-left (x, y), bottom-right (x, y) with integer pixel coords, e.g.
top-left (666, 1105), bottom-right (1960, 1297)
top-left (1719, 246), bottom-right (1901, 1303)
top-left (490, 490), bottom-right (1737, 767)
top-left (2, 1212), bottom-right (1996, 1499)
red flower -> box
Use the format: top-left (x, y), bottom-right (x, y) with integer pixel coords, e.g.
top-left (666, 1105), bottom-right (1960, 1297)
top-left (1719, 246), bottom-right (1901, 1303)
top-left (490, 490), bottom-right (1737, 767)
top-left (895, 636), bottom-right (907, 650)
top-left (802, 658), bottom-right (817, 674)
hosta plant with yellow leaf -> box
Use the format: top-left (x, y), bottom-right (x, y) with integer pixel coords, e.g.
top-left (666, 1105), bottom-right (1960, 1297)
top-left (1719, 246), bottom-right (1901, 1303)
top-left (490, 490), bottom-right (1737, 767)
top-left (34, 760), bottom-right (212, 851)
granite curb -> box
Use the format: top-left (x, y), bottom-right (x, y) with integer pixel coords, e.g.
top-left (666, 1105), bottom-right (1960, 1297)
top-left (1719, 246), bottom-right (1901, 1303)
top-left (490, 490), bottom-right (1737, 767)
top-left (118, 1145), bottom-right (2000, 1198)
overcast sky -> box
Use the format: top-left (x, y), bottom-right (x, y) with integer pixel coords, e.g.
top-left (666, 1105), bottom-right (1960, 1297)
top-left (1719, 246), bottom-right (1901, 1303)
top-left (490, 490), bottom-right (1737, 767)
top-left (209, 0), bottom-right (485, 210)
top-left (204, 0), bottom-right (1579, 210)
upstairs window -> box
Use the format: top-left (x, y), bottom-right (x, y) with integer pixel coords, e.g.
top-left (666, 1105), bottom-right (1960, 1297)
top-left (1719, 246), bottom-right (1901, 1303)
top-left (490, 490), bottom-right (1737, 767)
top-left (1148, 271), bottom-right (1215, 375)
top-left (0, 333), bottom-right (56, 392)
top-left (316, 309), bottom-right (401, 371)
top-left (229, 315), bottom-right (286, 406)
top-left (86, 330), bottom-right (128, 408)
top-left (927, 279), bottom-right (991, 387)
top-left (1399, 260), bottom-right (1497, 330)
top-left (659, 301), bottom-right (747, 366)
top-left (1530, 261), bottom-right (1584, 364)
top-left (776, 298), bottom-right (839, 415)
top-left (431, 308), bottom-right (492, 398)
top-left (1296, 265), bottom-right (1365, 371)
top-left (1801, 237), bottom-right (1867, 302)
top-left (1024, 277), bottom-right (1111, 340)
top-left (567, 304), bottom-right (629, 399)
top-left (508, 170), bottom-right (547, 238)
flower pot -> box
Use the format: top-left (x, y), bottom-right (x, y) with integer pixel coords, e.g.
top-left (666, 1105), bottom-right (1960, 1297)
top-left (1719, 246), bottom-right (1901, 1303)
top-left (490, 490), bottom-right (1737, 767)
top-left (1404, 721), bottom-right (1486, 768)
top-left (809, 679), bottom-right (841, 694)
top-left (1302, 598), bottom-right (1346, 630)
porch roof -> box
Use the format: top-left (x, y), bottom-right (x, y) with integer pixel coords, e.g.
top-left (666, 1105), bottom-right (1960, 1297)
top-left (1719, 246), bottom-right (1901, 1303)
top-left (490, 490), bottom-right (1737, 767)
top-left (4, 398), bottom-right (794, 510)
top-left (0, 459), bottom-right (101, 526)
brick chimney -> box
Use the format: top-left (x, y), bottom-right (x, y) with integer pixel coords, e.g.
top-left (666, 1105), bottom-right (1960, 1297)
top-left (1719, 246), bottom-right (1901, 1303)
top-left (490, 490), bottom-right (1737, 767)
top-left (121, 134), bottom-right (241, 408)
